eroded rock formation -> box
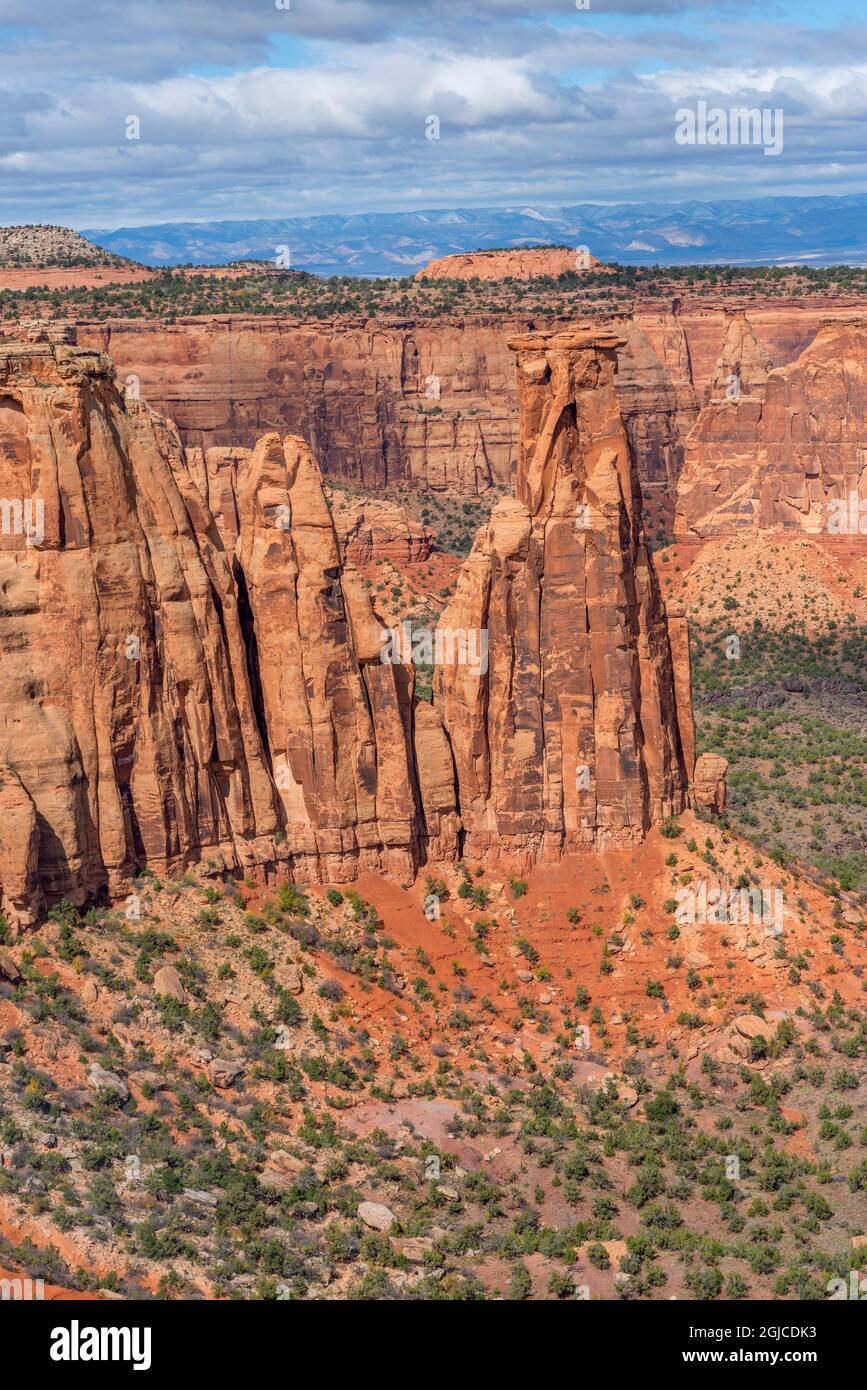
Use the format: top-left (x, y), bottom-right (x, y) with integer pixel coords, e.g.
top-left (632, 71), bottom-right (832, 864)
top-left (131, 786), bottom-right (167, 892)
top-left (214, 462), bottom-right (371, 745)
top-left (67, 301), bottom-right (866, 503)
top-left (232, 431), bottom-right (449, 882)
top-left (693, 753), bottom-right (728, 815)
top-left (329, 491), bottom-right (434, 567)
top-left (70, 309), bottom-right (744, 494)
top-left (0, 339), bottom-right (456, 923)
top-left (676, 317), bottom-right (867, 536)
top-left (0, 330), bottom-right (695, 922)
top-left (0, 340), bottom-right (282, 922)
top-left (433, 328), bottom-right (693, 865)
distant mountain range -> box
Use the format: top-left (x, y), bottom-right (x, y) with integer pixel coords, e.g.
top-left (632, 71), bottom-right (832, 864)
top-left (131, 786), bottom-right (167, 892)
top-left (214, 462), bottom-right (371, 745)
top-left (83, 194), bottom-right (867, 277)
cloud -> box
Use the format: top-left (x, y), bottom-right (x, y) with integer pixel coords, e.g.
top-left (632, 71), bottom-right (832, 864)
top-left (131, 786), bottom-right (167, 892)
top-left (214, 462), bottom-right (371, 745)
top-left (0, 0), bottom-right (864, 224)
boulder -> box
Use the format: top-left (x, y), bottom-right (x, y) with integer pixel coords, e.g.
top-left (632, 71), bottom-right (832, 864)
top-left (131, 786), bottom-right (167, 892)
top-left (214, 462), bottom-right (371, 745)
top-left (207, 1057), bottom-right (244, 1088)
top-left (732, 1014), bottom-right (774, 1041)
top-left (0, 949), bottom-right (21, 983)
top-left (357, 1200), bottom-right (398, 1233)
top-left (87, 1064), bottom-right (129, 1101)
top-left (153, 965), bottom-right (186, 1003)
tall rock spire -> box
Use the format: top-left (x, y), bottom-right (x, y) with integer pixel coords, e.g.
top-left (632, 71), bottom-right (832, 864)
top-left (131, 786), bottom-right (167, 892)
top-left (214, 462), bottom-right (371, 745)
top-left (433, 328), bottom-right (692, 867)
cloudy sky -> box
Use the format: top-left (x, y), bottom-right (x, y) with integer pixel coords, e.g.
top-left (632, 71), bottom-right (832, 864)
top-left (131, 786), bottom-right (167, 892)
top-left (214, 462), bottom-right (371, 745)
top-left (0, 0), bottom-right (865, 227)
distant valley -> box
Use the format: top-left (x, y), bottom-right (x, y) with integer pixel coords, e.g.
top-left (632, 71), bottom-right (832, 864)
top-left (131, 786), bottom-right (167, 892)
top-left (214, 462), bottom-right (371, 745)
top-left (83, 192), bottom-right (867, 277)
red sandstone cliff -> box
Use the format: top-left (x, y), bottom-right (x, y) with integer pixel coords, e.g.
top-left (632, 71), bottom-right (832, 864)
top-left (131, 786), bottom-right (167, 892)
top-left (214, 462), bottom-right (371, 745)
top-left (611, 315), bottom-right (697, 487)
top-left (676, 317), bottom-right (867, 536)
top-left (0, 339), bottom-right (457, 924)
top-left (79, 319), bottom-right (518, 494)
top-left (0, 330), bottom-right (693, 922)
top-left (72, 302), bottom-right (855, 497)
top-left (0, 340), bottom-right (279, 921)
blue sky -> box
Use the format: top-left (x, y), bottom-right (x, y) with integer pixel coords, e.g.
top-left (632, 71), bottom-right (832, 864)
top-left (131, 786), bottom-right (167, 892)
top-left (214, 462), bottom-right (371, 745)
top-left (0, 0), bottom-right (865, 227)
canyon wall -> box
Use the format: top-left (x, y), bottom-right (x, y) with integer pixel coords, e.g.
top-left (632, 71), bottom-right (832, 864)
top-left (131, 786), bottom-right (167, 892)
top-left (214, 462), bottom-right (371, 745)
top-left (676, 316), bottom-right (867, 536)
top-left (72, 301), bottom-right (860, 495)
top-left (79, 318), bottom-right (519, 494)
top-left (0, 329), bottom-right (693, 922)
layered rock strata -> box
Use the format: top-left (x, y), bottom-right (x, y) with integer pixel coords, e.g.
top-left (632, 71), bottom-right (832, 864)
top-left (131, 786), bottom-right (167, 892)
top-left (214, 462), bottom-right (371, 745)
top-left (328, 491), bottom-right (434, 566)
top-left (0, 340), bottom-right (457, 923)
top-left (676, 317), bottom-right (867, 536)
top-left (72, 302), bottom-right (858, 494)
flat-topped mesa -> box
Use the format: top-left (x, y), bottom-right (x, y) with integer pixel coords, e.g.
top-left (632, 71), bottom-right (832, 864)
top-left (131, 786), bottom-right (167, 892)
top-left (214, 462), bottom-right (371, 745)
top-left (415, 248), bottom-right (603, 281)
top-left (433, 328), bottom-right (693, 868)
top-left (676, 316), bottom-right (867, 537)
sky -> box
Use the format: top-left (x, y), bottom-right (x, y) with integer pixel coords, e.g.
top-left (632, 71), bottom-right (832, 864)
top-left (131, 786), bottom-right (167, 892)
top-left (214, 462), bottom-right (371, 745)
top-left (0, 0), bottom-right (866, 228)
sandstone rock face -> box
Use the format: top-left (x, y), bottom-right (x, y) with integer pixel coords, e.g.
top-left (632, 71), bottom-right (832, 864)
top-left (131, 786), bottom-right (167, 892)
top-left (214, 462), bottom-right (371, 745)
top-left (415, 248), bottom-right (602, 280)
top-left (612, 316), bottom-right (697, 487)
top-left (0, 340), bottom-right (284, 913)
top-left (0, 766), bottom-right (42, 926)
top-left (676, 318), bottom-right (867, 536)
top-left (0, 340), bottom-right (457, 918)
top-left (0, 332), bottom-right (694, 916)
top-left (329, 491), bottom-right (434, 566)
top-left (233, 432), bottom-right (448, 882)
top-left (693, 753), bottom-right (728, 815)
top-left (70, 311), bottom-right (710, 493)
top-left (664, 602), bottom-right (696, 780)
top-left (434, 328), bottom-right (693, 866)
top-left (80, 320), bottom-right (518, 495)
top-left (187, 445), bottom-right (251, 551)
top-left (71, 302), bottom-right (864, 499)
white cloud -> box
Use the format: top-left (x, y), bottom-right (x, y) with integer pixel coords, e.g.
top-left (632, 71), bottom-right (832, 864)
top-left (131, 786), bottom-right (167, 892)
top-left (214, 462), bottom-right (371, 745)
top-left (0, 2), bottom-right (864, 223)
